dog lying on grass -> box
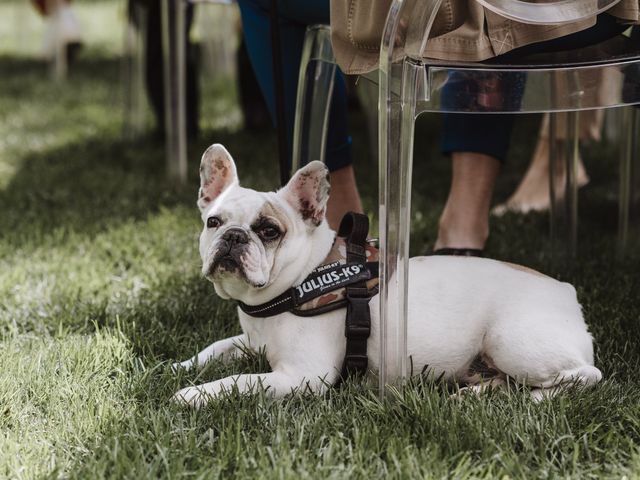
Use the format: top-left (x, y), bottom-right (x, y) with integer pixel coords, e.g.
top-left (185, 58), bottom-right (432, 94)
top-left (172, 144), bottom-right (601, 407)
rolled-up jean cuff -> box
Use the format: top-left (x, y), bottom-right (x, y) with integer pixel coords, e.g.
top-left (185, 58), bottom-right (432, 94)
top-left (441, 113), bottom-right (514, 163)
top-left (325, 137), bottom-right (353, 172)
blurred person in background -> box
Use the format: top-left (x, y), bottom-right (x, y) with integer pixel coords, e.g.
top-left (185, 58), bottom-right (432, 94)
top-left (31, 0), bottom-right (83, 61)
top-left (127, 0), bottom-right (270, 140)
top-left (128, 0), bottom-right (199, 140)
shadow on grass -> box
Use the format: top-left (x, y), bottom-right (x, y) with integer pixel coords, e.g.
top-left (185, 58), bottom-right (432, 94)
top-left (0, 128), bottom-right (281, 245)
top-left (0, 135), bottom-right (184, 240)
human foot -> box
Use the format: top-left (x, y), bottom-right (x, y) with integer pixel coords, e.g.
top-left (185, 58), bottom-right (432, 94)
top-left (492, 139), bottom-right (589, 216)
top-left (433, 211), bottom-right (489, 251)
top-left (434, 152), bottom-right (499, 251)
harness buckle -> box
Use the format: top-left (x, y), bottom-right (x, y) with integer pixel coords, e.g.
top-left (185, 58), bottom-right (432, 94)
top-left (346, 294), bottom-right (371, 338)
top-left (347, 323), bottom-right (371, 339)
top-left (347, 286), bottom-right (370, 299)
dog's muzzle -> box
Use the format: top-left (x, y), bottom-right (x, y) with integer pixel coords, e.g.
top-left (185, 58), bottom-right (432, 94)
top-left (209, 227), bottom-right (250, 275)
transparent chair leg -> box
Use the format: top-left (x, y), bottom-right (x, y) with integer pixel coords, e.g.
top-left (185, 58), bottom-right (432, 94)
top-left (161, 0), bottom-right (188, 183)
top-left (631, 109), bottom-right (640, 220)
top-left (378, 60), bottom-right (420, 397)
top-left (564, 111), bottom-right (580, 256)
top-left (123, 19), bottom-right (134, 135)
top-left (47, 0), bottom-right (67, 81)
top-left (618, 107), bottom-right (635, 254)
top-left (123, 5), bottom-right (148, 139)
top-left (548, 113), bottom-right (558, 245)
top-left (291, 26), bottom-right (336, 175)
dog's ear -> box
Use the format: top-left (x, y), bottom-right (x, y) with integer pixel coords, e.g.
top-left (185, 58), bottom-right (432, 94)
top-left (198, 144), bottom-right (239, 211)
top-left (279, 161), bottom-right (331, 227)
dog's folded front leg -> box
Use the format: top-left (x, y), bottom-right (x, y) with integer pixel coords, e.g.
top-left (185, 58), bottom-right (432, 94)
top-left (171, 334), bottom-right (249, 372)
top-left (173, 370), bottom-right (328, 408)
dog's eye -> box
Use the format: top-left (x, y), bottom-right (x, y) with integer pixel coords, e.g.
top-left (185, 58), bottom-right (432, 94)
top-left (207, 216), bottom-right (222, 229)
top-left (259, 226), bottom-right (280, 241)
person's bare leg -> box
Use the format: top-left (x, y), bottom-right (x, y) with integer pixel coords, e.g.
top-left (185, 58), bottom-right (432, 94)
top-left (492, 137), bottom-right (589, 216)
top-left (492, 114), bottom-right (591, 216)
top-left (325, 165), bottom-right (363, 231)
top-left (434, 152), bottom-right (500, 251)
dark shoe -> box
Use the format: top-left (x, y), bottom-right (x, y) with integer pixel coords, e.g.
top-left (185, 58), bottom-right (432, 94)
top-left (432, 248), bottom-right (484, 257)
top-left (66, 41), bottom-right (82, 65)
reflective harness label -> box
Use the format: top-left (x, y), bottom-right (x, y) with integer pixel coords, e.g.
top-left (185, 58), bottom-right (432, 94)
top-left (294, 261), bottom-right (372, 305)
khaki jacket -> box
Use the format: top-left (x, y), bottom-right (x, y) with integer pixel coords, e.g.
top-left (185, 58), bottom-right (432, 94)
top-left (331, 0), bottom-right (640, 74)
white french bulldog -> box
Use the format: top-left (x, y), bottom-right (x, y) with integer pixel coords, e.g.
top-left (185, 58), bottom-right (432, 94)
top-left (172, 144), bottom-right (601, 407)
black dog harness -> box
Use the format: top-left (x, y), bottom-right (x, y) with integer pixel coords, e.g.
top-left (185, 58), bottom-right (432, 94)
top-left (238, 213), bottom-right (378, 378)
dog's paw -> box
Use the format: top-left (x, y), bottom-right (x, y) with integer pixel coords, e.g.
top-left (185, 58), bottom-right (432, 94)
top-left (170, 359), bottom-right (194, 373)
top-left (172, 386), bottom-right (210, 408)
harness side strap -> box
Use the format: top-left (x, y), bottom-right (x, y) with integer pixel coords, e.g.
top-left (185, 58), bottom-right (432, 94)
top-left (338, 212), bottom-right (369, 263)
top-left (339, 212), bottom-right (372, 379)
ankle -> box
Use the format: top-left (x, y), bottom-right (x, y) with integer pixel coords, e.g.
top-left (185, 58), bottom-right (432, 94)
top-left (435, 214), bottom-right (489, 250)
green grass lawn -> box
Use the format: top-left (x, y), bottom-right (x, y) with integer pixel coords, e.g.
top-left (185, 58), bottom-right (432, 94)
top-left (1, 2), bottom-right (640, 478)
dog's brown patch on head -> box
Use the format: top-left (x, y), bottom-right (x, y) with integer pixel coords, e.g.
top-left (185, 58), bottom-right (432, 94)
top-left (204, 159), bottom-right (233, 198)
top-left (281, 161), bottom-right (330, 225)
top-left (290, 170), bottom-right (328, 225)
top-left (501, 261), bottom-right (550, 279)
top-left (198, 144), bottom-right (238, 211)
top-left (299, 199), bottom-right (322, 226)
top-left (259, 202), bottom-right (289, 234)
top-left (213, 157), bottom-right (228, 177)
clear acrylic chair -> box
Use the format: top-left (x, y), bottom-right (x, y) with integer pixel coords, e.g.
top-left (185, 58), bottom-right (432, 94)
top-left (123, 1), bottom-right (149, 140)
top-left (292, 2), bottom-right (640, 397)
top-left (292, 25), bottom-right (379, 174)
top-left (161, 0), bottom-right (235, 183)
top-left (378, 0), bottom-right (640, 393)
top-left (291, 25), bottom-right (337, 172)
top-left (44, 0), bottom-right (69, 81)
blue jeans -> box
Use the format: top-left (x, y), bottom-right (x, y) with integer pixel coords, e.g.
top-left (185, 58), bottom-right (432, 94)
top-left (237, 0), bottom-right (351, 172)
top-left (441, 13), bottom-right (628, 162)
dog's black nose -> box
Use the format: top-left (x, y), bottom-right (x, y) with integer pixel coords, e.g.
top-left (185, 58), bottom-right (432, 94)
top-left (222, 228), bottom-right (249, 244)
